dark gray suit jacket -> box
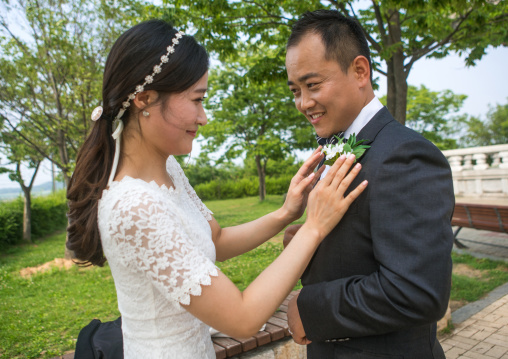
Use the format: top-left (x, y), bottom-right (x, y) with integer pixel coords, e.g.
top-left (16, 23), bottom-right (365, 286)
top-left (298, 107), bottom-right (454, 358)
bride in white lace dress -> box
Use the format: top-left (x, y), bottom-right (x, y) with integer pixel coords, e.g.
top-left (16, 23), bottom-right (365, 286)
top-left (67, 20), bottom-right (367, 359)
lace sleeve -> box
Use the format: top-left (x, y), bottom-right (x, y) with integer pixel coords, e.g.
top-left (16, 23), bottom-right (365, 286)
top-left (108, 189), bottom-right (219, 305)
top-left (167, 156), bottom-right (213, 221)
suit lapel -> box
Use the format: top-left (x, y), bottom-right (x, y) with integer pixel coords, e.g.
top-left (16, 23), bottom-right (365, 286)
top-left (356, 107), bottom-right (395, 146)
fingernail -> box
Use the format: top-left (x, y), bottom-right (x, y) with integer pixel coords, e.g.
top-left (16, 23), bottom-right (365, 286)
top-left (362, 180), bottom-right (368, 186)
top-left (355, 163), bottom-right (361, 169)
top-left (348, 154), bottom-right (356, 160)
top-left (308, 172), bottom-right (315, 179)
top-left (339, 155), bottom-right (346, 160)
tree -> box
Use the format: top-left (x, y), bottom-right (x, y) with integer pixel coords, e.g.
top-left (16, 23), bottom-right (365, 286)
top-left (381, 85), bottom-right (467, 150)
top-left (202, 53), bottom-right (313, 200)
top-left (0, 129), bottom-right (43, 243)
top-left (167, 0), bottom-right (507, 125)
top-left (0, 0), bottom-right (155, 256)
top-left (459, 100), bottom-right (508, 147)
top-left (0, 0), bottom-right (153, 186)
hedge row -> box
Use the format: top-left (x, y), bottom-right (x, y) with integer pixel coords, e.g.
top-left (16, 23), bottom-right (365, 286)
top-left (0, 175), bottom-right (293, 248)
top-left (194, 175), bottom-right (293, 201)
top-left (0, 190), bottom-right (67, 249)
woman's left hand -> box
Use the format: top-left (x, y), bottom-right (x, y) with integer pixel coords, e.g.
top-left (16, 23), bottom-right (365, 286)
top-left (281, 147), bottom-right (325, 222)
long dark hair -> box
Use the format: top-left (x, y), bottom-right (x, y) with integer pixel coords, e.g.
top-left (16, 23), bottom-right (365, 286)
top-left (67, 20), bottom-right (209, 266)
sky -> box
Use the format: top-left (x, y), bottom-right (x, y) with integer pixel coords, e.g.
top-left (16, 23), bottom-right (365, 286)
top-left (1, 46), bottom-right (507, 190)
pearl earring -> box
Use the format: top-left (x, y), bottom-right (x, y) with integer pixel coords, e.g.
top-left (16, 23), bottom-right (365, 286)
top-left (142, 111), bottom-right (149, 117)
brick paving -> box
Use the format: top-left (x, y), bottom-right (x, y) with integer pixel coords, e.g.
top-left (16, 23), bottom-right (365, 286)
top-left (440, 293), bottom-right (508, 359)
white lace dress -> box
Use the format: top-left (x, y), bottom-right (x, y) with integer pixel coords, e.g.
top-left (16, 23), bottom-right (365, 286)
top-left (98, 156), bottom-right (219, 359)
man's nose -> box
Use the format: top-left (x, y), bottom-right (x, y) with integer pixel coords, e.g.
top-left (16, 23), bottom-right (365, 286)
top-left (300, 91), bottom-right (315, 111)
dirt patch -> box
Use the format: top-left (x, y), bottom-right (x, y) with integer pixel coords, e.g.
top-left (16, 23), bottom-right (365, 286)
top-left (453, 263), bottom-right (486, 278)
top-left (20, 258), bottom-right (76, 278)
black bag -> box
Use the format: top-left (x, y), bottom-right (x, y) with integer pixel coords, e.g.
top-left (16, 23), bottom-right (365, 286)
top-left (74, 317), bottom-right (123, 359)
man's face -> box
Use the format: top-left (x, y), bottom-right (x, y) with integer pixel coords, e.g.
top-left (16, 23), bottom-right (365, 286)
top-left (286, 33), bottom-right (364, 138)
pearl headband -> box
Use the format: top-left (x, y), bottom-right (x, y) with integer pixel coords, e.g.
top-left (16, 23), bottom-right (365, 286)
top-left (90, 30), bottom-right (185, 187)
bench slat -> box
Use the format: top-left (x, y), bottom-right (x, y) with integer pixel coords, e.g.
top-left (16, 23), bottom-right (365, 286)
top-left (212, 337), bottom-right (243, 357)
top-left (214, 343), bottom-right (227, 359)
top-left (452, 203), bottom-right (508, 234)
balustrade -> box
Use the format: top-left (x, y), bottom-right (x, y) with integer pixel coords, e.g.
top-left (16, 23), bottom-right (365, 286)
top-left (442, 144), bottom-right (508, 198)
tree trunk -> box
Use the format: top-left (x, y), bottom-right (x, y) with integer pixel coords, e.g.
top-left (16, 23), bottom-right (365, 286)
top-left (255, 155), bottom-right (266, 201)
top-left (22, 188), bottom-right (32, 243)
top-left (386, 9), bottom-right (407, 125)
top-left (386, 58), bottom-right (396, 117)
top-left (15, 162), bottom-right (40, 244)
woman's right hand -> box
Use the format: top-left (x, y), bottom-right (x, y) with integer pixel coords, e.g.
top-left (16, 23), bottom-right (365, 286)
top-left (305, 154), bottom-right (368, 240)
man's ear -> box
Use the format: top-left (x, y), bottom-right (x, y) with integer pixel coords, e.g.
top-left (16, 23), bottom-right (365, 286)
top-left (132, 90), bottom-right (159, 111)
top-left (352, 56), bottom-right (371, 87)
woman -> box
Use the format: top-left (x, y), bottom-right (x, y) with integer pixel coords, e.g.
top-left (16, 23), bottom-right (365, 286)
top-left (67, 19), bottom-right (367, 358)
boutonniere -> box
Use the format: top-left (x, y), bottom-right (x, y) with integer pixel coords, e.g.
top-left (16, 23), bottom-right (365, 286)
top-left (322, 133), bottom-right (371, 165)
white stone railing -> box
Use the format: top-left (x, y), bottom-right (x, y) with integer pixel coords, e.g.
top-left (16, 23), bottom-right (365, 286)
top-left (442, 144), bottom-right (508, 198)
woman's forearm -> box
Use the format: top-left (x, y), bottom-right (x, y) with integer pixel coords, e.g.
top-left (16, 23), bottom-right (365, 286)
top-left (214, 207), bottom-right (295, 261)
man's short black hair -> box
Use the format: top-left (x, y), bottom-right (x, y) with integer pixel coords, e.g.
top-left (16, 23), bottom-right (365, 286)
top-left (287, 9), bottom-right (372, 81)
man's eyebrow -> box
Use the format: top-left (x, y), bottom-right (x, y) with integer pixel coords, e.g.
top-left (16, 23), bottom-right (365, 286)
top-left (287, 73), bottom-right (321, 86)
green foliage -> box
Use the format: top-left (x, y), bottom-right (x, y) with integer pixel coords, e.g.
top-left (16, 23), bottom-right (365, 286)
top-left (458, 100), bottom-right (508, 147)
top-left (381, 85), bottom-right (467, 149)
top-left (0, 191), bottom-right (67, 250)
top-left (200, 51), bottom-right (314, 199)
top-left (168, 0), bottom-right (508, 124)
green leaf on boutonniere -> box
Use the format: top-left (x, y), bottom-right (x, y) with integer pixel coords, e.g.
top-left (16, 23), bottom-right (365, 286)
top-left (322, 133), bottom-right (371, 166)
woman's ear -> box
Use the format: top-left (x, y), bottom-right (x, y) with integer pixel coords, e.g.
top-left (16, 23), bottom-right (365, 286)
top-left (133, 90), bottom-right (159, 111)
top-left (352, 56), bottom-right (371, 87)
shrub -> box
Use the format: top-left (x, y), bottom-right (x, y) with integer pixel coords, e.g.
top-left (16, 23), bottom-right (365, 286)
top-left (194, 175), bottom-right (292, 200)
top-left (0, 190), bottom-right (67, 249)
top-left (0, 198), bottom-right (24, 247)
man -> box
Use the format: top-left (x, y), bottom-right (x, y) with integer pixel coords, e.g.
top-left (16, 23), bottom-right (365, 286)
top-left (284, 9), bottom-right (454, 358)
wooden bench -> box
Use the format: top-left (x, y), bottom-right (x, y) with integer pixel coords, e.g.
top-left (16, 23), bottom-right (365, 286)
top-left (451, 202), bottom-right (508, 248)
top-left (212, 290), bottom-right (298, 358)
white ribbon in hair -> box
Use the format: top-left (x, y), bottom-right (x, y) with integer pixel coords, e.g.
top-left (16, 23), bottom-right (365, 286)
top-left (107, 119), bottom-right (124, 186)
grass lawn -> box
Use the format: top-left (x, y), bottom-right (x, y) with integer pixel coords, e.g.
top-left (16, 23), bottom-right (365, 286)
top-left (0, 195), bottom-right (507, 358)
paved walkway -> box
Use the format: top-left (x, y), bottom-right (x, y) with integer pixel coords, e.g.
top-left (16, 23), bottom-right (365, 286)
top-left (440, 285), bottom-right (508, 358)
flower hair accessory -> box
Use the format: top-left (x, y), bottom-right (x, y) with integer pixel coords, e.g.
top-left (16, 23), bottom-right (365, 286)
top-left (106, 30), bottom-right (185, 186)
top-left (91, 106), bottom-right (103, 121)
top-left (322, 133), bottom-right (370, 165)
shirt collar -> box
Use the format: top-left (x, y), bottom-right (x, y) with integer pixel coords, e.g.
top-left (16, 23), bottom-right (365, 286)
top-left (344, 97), bottom-right (384, 139)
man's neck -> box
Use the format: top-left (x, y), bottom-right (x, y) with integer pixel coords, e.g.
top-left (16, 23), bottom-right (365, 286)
top-left (344, 97), bottom-right (383, 138)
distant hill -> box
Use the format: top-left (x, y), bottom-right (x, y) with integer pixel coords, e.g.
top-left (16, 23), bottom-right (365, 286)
top-left (0, 181), bottom-right (65, 200)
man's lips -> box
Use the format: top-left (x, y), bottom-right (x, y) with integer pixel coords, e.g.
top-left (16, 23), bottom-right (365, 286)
top-left (309, 112), bottom-right (325, 124)
top-left (186, 130), bottom-right (197, 137)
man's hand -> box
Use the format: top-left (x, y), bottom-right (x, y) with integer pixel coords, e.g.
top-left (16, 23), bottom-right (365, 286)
top-left (283, 224), bottom-right (303, 248)
top-left (287, 292), bottom-right (311, 345)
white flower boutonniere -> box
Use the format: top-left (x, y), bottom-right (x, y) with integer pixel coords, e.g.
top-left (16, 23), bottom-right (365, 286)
top-left (322, 133), bottom-right (371, 165)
